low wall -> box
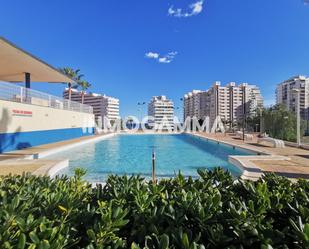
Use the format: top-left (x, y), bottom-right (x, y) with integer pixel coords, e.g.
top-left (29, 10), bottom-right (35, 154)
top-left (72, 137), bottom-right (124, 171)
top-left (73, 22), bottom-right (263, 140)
top-left (0, 99), bottom-right (95, 152)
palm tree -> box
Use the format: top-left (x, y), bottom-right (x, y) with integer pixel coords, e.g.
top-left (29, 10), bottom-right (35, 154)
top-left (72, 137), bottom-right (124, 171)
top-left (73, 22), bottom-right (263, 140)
top-left (79, 80), bottom-right (91, 104)
top-left (59, 67), bottom-right (84, 101)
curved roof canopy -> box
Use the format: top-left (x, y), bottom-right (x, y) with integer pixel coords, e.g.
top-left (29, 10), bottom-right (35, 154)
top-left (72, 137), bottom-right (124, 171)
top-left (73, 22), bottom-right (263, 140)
top-left (0, 37), bottom-right (75, 83)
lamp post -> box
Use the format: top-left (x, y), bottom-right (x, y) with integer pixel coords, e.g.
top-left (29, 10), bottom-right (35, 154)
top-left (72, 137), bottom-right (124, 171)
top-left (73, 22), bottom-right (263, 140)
top-left (180, 98), bottom-right (184, 124)
top-left (282, 116), bottom-right (289, 140)
top-left (174, 107), bottom-right (181, 130)
top-left (259, 108), bottom-right (263, 135)
top-left (292, 89), bottom-right (301, 147)
top-left (138, 102), bottom-right (146, 129)
top-left (242, 85), bottom-right (247, 141)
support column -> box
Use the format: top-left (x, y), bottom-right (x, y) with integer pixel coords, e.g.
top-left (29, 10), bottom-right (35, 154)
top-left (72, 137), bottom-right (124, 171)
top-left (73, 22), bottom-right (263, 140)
top-left (68, 82), bottom-right (72, 110)
top-left (25, 72), bottom-right (31, 88)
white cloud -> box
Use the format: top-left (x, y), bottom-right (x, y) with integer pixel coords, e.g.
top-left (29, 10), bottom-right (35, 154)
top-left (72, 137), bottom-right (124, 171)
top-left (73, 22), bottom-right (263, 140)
top-left (191, 1), bottom-right (204, 15)
top-left (145, 51), bottom-right (178, 64)
top-left (145, 52), bottom-right (159, 59)
top-left (168, 1), bottom-right (204, 18)
top-left (158, 57), bottom-right (170, 64)
top-left (168, 7), bottom-right (182, 16)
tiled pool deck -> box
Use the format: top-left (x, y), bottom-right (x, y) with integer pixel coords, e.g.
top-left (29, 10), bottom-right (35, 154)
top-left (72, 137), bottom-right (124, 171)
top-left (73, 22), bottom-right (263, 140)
top-left (0, 132), bottom-right (309, 180)
top-left (195, 132), bottom-right (309, 180)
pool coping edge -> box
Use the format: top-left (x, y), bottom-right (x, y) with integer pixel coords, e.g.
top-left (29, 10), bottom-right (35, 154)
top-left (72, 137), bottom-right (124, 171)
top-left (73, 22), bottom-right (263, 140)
top-left (185, 132), bottom-right (295, 180)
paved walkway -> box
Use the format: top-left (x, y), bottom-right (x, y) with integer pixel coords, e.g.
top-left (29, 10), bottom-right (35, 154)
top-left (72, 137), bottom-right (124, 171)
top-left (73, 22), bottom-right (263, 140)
top-left (0, 159), bottom-right (66, 176)
top-left (196, 132), bottom-right (309, 178)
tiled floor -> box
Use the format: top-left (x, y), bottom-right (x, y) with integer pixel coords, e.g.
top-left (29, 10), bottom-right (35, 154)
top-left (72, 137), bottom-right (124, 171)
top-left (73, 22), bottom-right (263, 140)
top-left (0, 160), bottom-right (64, 176)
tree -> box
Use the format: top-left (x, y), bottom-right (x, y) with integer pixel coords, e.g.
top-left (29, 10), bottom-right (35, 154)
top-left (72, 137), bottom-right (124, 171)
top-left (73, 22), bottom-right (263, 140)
top-left (246, 113), bottom-right (261, 132)
top-left (262, 104), bottom-right (304, 142)
top-left (59, 67), bottom-right (84, 101)
top-left (79, 80), bottom-right (91, 104)
top-left (59, 67), bottom-right (84, 85)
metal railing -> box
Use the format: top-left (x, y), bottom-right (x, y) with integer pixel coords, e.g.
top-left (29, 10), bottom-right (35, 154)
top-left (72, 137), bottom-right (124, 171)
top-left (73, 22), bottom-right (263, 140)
top-left (0, 82), bottom-right (93, 114)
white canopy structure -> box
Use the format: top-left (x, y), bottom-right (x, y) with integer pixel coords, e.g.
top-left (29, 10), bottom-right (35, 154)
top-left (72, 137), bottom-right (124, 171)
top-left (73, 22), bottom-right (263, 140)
top-left (0, 37), bottom-right (75, 88)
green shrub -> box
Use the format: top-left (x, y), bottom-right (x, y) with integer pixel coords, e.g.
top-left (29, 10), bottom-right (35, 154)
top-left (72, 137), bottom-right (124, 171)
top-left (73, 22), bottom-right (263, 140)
top-left (0, 168), bottom-right (308, 248)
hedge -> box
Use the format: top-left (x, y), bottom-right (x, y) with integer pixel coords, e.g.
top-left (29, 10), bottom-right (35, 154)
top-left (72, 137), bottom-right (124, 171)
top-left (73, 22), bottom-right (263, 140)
top-left (0, 168), bottom-right (308, 248)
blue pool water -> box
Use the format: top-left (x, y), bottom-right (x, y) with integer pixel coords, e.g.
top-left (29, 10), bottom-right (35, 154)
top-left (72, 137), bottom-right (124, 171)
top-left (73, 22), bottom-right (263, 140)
top-left (52, 134), bottom-right (254, 182)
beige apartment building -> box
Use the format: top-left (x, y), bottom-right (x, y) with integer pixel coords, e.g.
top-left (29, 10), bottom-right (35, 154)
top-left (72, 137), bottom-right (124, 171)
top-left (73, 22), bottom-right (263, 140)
top-left (64, 89), bottom-right (120, 127)
top-left (183, 90), bottom-right (207, 121)
top-left (276, 75), bottom-right (309, 122)
top-left (184, 82), bottom-right (263, 130)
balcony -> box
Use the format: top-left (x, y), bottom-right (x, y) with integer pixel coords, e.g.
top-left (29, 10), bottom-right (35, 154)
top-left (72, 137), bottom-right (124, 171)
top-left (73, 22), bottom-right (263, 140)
top-left (0, 81), bottom-right (93, 114)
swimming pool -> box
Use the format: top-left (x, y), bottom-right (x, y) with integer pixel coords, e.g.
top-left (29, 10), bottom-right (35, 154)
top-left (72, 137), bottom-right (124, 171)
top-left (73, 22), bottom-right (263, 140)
top-left (51, 134), bottom-right (254, 182)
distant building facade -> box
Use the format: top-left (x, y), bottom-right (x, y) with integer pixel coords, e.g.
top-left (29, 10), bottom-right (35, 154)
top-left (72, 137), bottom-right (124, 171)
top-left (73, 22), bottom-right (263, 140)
top-left (64, 89), bottom-right (120, 127)
top-left (276, 75), bottom-right (309, 121)
top-left (183, 90), bottom-right (208, 121)
top-left (148, 95), bottom-right (174, 130)
top-left (184, 82), bottom-right (263, 129)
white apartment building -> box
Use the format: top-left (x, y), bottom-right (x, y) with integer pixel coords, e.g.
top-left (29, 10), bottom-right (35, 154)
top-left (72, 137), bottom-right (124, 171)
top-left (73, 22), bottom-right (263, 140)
top-left (276, 75), bottom-right (309, 121)
top-left (148, 96), bottom-right (174, 130)
top-left (184, 82), bottom-right (263, 130)
top-left (64, 89), bottom-right (120, 127)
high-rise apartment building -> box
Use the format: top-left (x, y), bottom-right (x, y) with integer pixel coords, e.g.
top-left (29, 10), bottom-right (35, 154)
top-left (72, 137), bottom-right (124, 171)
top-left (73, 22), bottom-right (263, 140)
top-left (148, 95), bottom-right (174, 130)
top-left (63, 89), bottom-right (120, 127)
top-left (183, 90), bottom-right (207, 121)
top-left (276, 75), bottom-right (309, 121)
top-left (184, 82), bottom-right (263, 129)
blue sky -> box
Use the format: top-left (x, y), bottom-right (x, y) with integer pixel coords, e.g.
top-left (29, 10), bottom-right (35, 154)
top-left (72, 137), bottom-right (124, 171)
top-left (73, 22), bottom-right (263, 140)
top-left (1, 0), bottom-right (309, 118)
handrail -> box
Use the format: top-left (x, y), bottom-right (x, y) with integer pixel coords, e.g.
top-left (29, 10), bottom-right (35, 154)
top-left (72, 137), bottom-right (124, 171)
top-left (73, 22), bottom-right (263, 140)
top-left (0, 82), bottom-right (93, 114)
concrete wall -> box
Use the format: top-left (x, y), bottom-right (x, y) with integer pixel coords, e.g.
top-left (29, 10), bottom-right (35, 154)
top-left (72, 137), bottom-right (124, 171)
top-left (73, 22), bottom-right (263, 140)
top-left (0, 99), bottom-right (95, 152)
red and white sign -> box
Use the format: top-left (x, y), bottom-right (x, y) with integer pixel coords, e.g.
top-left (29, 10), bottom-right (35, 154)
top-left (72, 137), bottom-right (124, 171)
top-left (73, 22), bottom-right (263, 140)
top-left (12, 109), bottom-right (33, 117)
